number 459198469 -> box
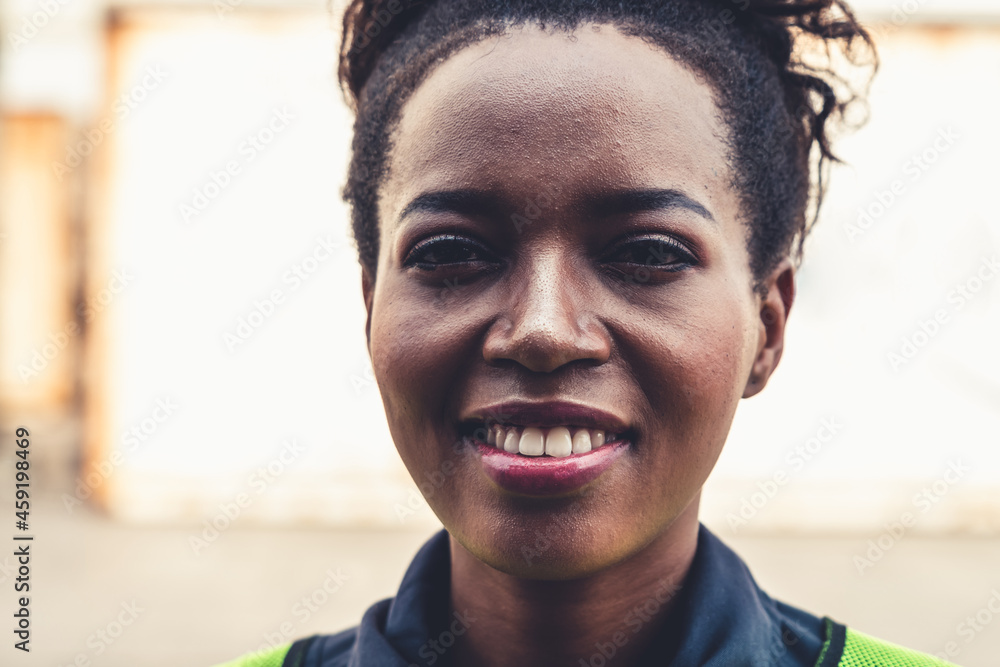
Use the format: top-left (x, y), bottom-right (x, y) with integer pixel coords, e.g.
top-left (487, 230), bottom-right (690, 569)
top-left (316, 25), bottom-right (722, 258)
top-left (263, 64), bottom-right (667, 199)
top-left (15, 427), bottom-right (30, 528)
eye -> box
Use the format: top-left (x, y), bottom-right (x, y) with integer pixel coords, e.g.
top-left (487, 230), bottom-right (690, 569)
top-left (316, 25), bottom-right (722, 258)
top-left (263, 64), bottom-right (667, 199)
top-left (402, 234), bottom-right (498, 270)
top-left (604, 235), bottom-right (697, 272)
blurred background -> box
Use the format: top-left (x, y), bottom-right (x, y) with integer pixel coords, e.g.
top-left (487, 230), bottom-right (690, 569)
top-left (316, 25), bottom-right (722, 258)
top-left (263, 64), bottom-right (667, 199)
top-left (0, 0), bottom-right (998, 664)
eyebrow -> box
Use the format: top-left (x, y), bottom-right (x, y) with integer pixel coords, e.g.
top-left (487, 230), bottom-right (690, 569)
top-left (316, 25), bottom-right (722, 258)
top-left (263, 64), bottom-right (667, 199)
top-left (397, 189), bottom-right (504, 225)
top-left (587, 188), bottom-right (716, 224)
top-left (396, 187), bottom-right (715, 225)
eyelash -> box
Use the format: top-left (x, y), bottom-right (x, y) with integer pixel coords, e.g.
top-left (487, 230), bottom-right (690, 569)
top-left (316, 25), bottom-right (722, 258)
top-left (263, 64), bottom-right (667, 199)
top-left (402, 234), bottom-right (698, 274)
top-left (603, 235), bottom-right (698, 272)
top-left (402, 235), bottom-right (498, 270)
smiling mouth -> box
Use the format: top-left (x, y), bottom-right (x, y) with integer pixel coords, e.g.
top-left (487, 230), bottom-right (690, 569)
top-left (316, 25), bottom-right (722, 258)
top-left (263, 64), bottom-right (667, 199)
top-left (465, 422), bottom-right (625, 458)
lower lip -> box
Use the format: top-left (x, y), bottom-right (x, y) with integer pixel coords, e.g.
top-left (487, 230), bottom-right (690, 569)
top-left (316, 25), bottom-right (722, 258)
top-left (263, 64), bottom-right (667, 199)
top-left (473, 439), bottom-right (630, 496)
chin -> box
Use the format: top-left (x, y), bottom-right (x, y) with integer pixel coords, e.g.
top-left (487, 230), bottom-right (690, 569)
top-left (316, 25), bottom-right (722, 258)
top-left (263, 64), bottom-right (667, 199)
top-left (444, 490), bottom-right (680, 581)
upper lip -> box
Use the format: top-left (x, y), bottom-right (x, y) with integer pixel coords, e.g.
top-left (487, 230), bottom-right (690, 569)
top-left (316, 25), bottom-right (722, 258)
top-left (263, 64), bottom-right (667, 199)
top-left (462, 400), bottom-right (631, 433)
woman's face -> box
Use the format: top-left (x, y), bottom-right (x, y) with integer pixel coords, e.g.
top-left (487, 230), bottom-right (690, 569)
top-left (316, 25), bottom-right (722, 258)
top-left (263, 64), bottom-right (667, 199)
top-left (365, 23), bottom-right (790, 578)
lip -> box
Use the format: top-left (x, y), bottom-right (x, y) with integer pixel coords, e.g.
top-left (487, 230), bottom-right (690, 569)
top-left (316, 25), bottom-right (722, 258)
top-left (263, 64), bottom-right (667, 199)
top-left (460, 400), bottom-right (634, 496)
top-left (474, 439), bottom-right (630, 496)
top-left (463, 400), bottom-right (630, 433)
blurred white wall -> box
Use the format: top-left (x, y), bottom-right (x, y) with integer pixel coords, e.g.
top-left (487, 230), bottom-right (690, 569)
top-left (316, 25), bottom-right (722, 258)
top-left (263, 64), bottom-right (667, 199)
top-left (705, 23), bottom-right (1000, 536)
top-left (81, 6), bottom-right (409, 524)
top-left (1, 0), bottom-right (998, 535)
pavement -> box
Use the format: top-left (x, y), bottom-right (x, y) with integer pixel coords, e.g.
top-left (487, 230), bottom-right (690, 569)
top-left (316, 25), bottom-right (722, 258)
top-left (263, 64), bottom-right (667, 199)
top-left (2, 488), bottom-right (999, 666)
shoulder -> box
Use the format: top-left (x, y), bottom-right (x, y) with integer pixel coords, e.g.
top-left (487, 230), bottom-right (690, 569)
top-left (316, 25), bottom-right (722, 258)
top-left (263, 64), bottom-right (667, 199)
top-left (209, 643), bottom-right (290, 667)
top-left (211, 628), bottom-right (358, 667)
top-left (818, 618), bottom-right (960, 667)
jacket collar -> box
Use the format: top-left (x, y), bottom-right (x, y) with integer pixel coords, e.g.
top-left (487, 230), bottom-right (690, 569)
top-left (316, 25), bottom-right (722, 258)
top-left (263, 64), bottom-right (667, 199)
top-left (333, 524), bottom-right (825, 666)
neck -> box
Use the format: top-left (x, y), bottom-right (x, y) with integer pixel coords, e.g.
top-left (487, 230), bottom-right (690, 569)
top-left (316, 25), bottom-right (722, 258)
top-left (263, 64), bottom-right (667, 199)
top-left (447, 503), bottom-right (700, 667)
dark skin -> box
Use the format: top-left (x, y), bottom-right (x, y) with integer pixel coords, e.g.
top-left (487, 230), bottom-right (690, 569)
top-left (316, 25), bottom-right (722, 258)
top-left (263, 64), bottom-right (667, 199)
top-left (361, 23), bottom-right (795, 667)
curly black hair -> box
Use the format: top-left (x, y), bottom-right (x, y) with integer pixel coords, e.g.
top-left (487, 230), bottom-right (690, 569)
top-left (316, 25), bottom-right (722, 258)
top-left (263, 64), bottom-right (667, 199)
top-left (337, 0), bottom-right (876, 294)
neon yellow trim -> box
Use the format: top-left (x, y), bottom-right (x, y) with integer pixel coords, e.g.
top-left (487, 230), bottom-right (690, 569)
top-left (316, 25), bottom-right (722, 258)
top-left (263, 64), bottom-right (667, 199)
top-left (840, 627), bottom-right (960, 666)
top-left (211, 643), bottom-right (292, 667)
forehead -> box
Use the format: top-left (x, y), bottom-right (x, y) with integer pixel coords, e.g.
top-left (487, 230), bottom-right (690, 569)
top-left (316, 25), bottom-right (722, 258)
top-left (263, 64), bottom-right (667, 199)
top-left (381, 22), bottom-right (733, 231)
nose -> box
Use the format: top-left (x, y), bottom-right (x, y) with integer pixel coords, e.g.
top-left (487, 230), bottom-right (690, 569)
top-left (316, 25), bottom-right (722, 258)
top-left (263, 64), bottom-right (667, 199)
top-left (482, 250), bottom-right (611, 373)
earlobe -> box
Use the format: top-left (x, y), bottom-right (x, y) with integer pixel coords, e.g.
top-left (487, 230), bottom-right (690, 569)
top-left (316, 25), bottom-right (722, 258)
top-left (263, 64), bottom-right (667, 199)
top-left (743, 258), bottom-right (795, 398)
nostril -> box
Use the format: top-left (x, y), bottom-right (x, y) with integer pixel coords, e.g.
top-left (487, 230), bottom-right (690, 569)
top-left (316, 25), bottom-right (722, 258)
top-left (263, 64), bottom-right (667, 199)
top-left (483, 318), bottom-right (611, 373)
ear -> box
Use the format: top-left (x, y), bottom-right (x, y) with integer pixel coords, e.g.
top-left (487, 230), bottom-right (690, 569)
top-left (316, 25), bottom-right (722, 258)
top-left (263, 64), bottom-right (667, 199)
top-left (361, 266), bottom-right (375, 352)
top-left (743, 257), bottom-right (795, 398)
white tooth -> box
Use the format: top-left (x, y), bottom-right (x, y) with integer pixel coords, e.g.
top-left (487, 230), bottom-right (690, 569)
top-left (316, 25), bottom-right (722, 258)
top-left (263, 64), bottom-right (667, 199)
top-left (493, 425), bottom-right (505, 448)
top-left (572, 429), bottom-right (592, 454)
top-left (519, 427), bottom-right (545, 456)
top-left (545, 427), bottom-right (573, 457)
top-left (591, 430), bottom-right (606, 448)
top-left (503, 428), bottom-right (520, 453)
top-left (487, 426), bottom-right (496, 446)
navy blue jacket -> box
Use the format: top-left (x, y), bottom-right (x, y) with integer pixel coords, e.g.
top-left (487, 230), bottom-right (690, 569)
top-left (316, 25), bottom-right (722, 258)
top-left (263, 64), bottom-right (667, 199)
top-left (280, 524), bottom-right (831, 666)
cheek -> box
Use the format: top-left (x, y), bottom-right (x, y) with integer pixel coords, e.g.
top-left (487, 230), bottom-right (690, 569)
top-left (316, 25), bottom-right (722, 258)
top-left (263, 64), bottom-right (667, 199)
top-left (367, 278), bottom-right (502, 524)
top-left (630, 288), bottom-right (757, 472)
top-left (367, 276), bottom-right (476, 454)
top-left (686, 310), bottom-right (756, 408)
top-left (690, 306), bottom-right (756, 413)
